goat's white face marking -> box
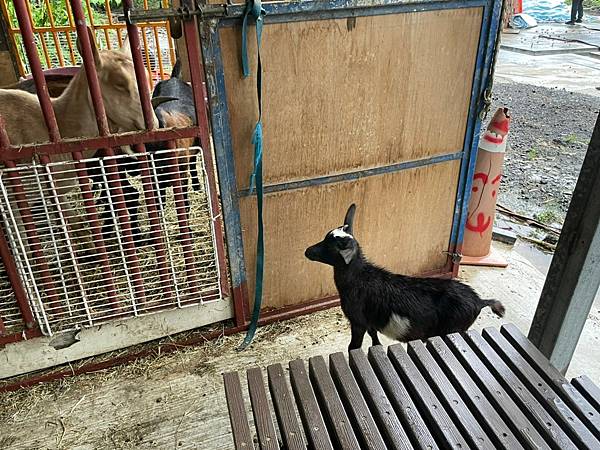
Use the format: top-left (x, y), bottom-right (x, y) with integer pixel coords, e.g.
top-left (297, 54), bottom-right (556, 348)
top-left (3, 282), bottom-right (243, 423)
top-left (331, 226), bottom-right (353, 240)
top-left (381, 314), bottom-right (411, 341)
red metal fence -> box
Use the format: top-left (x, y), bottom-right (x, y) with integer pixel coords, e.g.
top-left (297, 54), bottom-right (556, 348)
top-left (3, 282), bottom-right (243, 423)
top-left (0, 0), bottom-right (229, 344)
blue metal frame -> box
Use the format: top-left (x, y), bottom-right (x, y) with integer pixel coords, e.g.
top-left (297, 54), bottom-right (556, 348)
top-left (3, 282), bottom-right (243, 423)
top-left (200, 0), bottom-right (503, 312)
top-left (217, 0), bottom-right (488, 26)
top-left (449, 0), bottom-right (503, 254)
top-left (238, 152), bottom-right (464, 197)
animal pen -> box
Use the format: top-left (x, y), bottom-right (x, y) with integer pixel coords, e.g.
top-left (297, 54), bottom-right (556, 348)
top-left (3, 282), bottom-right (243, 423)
top-left (0, 0), bottom-right (502, 381)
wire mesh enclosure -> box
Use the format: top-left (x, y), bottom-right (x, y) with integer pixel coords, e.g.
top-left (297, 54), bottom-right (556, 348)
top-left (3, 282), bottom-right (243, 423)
top-left (0, 0), bottom-right (233, 379)
top-left (0, 148), bottom-right (222, 337)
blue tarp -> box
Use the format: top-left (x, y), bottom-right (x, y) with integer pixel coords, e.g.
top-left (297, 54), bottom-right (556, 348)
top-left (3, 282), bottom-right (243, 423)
top-left (523, 0), bottom-right (571, 22)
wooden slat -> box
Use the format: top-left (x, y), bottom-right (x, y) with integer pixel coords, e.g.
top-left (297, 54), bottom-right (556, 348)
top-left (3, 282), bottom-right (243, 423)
top-left (348, 349), bottom-right (413, 450)
top-left (387, 344), bottom-right (469, 449)
top-left (288, 359), bottom-right (334, 450)
top-left (463, 330), bottom-right (578, 450)
top-left (328, 352), bottom-right (387, 450)
top-left (444, 333), bottom-right (552, 450)
top-left (367, 345), bottom-right (438, 450)
top-left (572, 375), bottom-right (600, 413)
top-left (483, 327), bottom-right (600, 448)
top-left (309, 355), bottom-right (361, 449)
top-left (266, 363), bottom-right (305, 450)
top-left (501, 324), bottom-right (600, 438)
top-left (247, 368), bottom-right (279, 450)
top-left (426, 337), bottom-right (526, 450)
top-left (407, 341), bottom-right (498, 449)
top-left (223, 371), bottom-right (254, 450)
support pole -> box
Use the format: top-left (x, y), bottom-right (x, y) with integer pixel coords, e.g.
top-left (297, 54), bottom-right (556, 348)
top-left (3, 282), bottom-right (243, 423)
top-left (528, 112), bottom-right (600, 374)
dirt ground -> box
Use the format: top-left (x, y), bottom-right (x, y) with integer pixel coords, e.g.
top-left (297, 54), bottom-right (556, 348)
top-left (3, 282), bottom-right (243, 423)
top-left (491, 82), bottom-right (599, 224)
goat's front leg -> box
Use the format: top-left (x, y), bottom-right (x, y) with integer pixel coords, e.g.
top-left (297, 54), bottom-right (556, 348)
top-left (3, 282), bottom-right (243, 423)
top-left (368, 328), bottom-right (381, 346)
top-left (348, 323), bottom-right (366, 351)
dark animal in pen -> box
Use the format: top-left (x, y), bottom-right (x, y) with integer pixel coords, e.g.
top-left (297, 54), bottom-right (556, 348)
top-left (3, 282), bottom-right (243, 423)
top-left (305, 204), bottom-right (505, 350)
top-left (86, 60), bottom-right (202, 243)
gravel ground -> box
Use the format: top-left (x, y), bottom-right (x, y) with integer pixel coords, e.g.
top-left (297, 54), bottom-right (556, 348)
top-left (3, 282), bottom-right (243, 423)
top-left (489, 82), bottom-right (599, 225)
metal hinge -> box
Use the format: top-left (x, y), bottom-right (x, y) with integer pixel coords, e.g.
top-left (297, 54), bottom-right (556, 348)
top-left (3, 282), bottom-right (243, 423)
top-left (443, 251), bottom-right (463, 264)
top-left (118, 3), bottom-right (231, 38)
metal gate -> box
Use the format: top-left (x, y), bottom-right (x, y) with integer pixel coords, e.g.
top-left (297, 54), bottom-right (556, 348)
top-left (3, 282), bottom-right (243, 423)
top-left (193, 0), bottom-right (502, 321)
top-left (0, 0), bottom-right (230, 379)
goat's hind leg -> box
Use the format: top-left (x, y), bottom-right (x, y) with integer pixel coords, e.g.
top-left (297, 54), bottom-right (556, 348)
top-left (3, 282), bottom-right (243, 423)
top-left (348, 323), bottom-right (367, 351)
top-left (368, 328), bottom-right (381, 347)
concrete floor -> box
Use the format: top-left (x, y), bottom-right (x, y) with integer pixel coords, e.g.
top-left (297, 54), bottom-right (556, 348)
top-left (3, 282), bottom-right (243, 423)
top-left (496, 24), bottom-right (600, 97)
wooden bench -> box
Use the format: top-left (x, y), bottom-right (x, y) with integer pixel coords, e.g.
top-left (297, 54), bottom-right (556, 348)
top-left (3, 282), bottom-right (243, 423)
top-left (223, 324), bottom-right (600, 449)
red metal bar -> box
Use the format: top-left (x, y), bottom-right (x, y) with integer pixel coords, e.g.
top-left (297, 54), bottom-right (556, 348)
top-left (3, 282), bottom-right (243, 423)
top-left (118, 0), bottom-right (173, 298)
top-left (123, 0), bottom-right (202, 301)
top-left (0, 316), bottom-right (5, 335)
top-left (12, 0), bottom-right (61, 142)
top-left (135, 146), bottom-right (173, 297)
top-left (69, 0), bottom-right (147, 304)
top-left (69, 1), bottom-right (110, 136)
top-left (0, 221), bottom-right (36, 329)
top-left (182, 2), bottom-right (230, 299)
top-left (6, 161), bottom-right (64, 312)
top-left (15, 0), bottom-right (121, 312)
top-left (122, 0), bottom-right (157, 131)
top-left (0, 327), bottom-right (43, 347)
top-left (0, 135), bottom-right (63, 316)
top-left (0, 127), bottom-right (200, 162)
top-left (166, 141), bottom-right (200, 300)
top-left (0, 118), bottom-right (37, 330)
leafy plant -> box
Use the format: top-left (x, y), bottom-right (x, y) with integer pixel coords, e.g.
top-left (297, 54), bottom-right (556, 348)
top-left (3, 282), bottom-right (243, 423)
top-left (565, 133), bottom-right (579, 144)
top-left (536, 208), bottom-right (560, 225)
top-left (527, 147), bottom-right (538, 160)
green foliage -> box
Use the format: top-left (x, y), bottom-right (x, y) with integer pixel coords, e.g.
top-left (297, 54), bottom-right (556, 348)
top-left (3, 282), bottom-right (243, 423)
top-left (527, 147), bottom-right (538, 160)
top-left (535, 208), bottom-right (560, 225)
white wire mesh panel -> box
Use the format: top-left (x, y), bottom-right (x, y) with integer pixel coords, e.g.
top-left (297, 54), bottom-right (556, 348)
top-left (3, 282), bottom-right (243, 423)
top-left (0, 147), bottom-right (222, 336)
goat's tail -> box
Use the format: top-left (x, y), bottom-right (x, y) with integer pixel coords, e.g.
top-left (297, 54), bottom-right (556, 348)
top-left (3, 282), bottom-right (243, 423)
top-left (483, 299), bottom-right (505, 317)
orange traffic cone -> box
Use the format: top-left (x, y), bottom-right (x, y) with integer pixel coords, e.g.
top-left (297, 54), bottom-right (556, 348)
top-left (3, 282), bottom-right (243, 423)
top-left (461, 107), bottom-right (511, 267)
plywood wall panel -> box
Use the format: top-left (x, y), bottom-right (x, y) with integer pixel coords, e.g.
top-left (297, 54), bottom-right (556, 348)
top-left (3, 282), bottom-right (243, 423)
top-left (220, 8), bottom-right (482, 189)
top-left (239, 160), bottom-right (461, 310)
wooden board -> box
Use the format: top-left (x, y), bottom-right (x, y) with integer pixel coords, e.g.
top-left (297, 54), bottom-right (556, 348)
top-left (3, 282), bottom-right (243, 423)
top-left (239, 160), bottom-right (460, 310)
top-left (220, 8), bottom-right (482, 188)
top-left (266, 363), bottom-right (305, 449)
top-left (223, 371), bottom-right (254, 450)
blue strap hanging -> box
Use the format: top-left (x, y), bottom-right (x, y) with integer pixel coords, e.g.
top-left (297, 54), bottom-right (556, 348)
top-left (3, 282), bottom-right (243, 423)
top-left (238, 0), bottom-right (265, 351)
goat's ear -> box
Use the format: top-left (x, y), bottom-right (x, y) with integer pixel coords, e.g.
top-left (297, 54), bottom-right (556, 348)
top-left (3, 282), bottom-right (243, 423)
top-left (151, 96), bottom-right (177, 109)
top-left (339, 245), bottom-right (357, 265)
top-left (343, 203), bottom-right (356, 234)
top-left (76, 27), bottom-right (101, 66)
top-left (121, 33), bottom-right (132, 57)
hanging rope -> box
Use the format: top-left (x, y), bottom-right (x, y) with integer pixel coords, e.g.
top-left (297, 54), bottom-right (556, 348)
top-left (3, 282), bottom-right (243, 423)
top-left (238, 0), bottom-right (265, 351)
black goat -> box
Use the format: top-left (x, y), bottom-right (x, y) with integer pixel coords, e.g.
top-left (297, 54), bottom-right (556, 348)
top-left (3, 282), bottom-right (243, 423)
top-left (87, 60), bottom-right (201, 244)
top-left (305, 204), bottom-right (505, 351)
